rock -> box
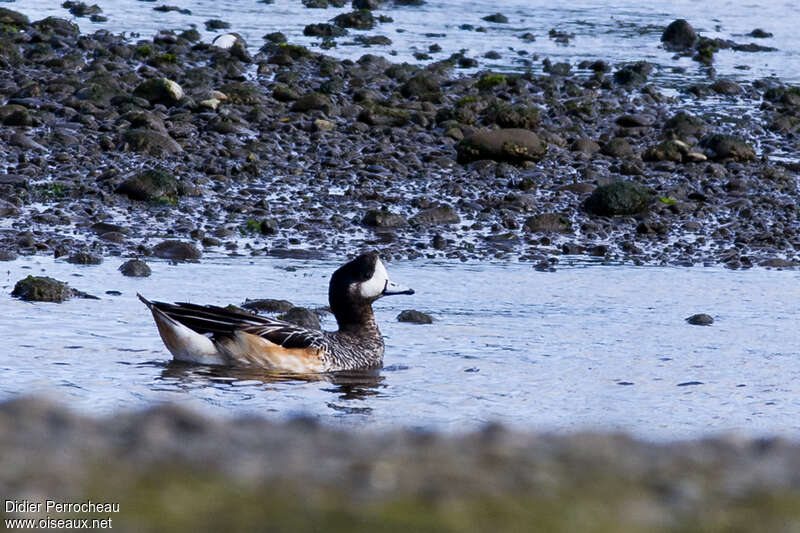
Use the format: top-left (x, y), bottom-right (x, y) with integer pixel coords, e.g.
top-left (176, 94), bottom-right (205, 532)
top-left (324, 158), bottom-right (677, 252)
top-left (616, 114), bottom-right (655, 128)
top-left (133, 78), bottom-right (184, 107)
top-left (410, 206), bottom-right (460, 225)
top-left (313, 119), bottom-right (335, 132)
top-left (397, 309), bottom-right (433, 324)
top-left (583, 181), bottom-right (653, 216)
top-left (363, 210), bottom-right (407, 228)
top-left (524, 213), bottom-right (571, 233)
top-left (123, 129), bottom-right (182, 156)
top-left (601, 137), bottom-right (633, 158)
top-left (748, 28), bottom-right (773, 38)
top-left (485, 103), bottom-right (540, 129)
top-left (119, 259), bottom-right (152, 277)
top-left (400, 72), bottom-right (441, 99)
top-left (333, 10), bottom-right (375, 30)
top-left (613, 61), bottom-right (652, 87)
top-left (686, 313), bottom-right (713, 326)
top-left (67, 252), bottom-right (102, 265)
top-left (242, 298), bottom-right (294, 313)
top-left (457, 129), bottom-right (547, 164)
top-left (205, 19), bottom-right (230, 30)
top-left (32, 17), bottom-right (79, 37)
top-left (0, 199), bottom-right (20, 217)
top-left (115, 169), bottom-right (179, 202)
top-left (482, 13), bottom-right (508, 23)
top-left (570, 138), bottom-right (601, 154)
top-left (11, 276), bottom-right (71, 303)
top-left (643, 139), bottom-right (689, 163)
top-left (152, 240), bottom-right (202, 262)
top-left (291, 92), bottom-right (332, 113)
top-left (278, 307), bottom-right (320, 329)
top-left (304, 23), bottom-right (347, 38)
top-left (353, 0), bottom-right (381, 8)
top-left (664, 111), bottom-right (707, 139)
top-left (661, 19), bottom-right (696, 50)
top-left (710, 79), bottom-right (743, 95)
top-left (272, 85), bottom-right (300, 101)
top-left (701, 134), bottom-right (756, 161)
top-left (759, 258), bottom-right (795, 268)
top-left (0, 8), bottom-right (30, 27)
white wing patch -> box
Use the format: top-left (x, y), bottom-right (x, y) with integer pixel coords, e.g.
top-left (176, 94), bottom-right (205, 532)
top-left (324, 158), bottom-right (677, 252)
top-left (359, 257), bottom-right (388, 299)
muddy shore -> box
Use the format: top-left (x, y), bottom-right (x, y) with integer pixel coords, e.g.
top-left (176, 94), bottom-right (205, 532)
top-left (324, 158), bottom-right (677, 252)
top-left (0, 396), bottom-right (798, 532)
top-left (0, 7), bottom-right (797, 268)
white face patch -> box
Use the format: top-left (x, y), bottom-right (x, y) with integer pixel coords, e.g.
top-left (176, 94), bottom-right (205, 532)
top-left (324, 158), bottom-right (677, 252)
top-left (359, 257), bottom-right (389, 299)
top-left (212, 34), bottom-right (238, 50)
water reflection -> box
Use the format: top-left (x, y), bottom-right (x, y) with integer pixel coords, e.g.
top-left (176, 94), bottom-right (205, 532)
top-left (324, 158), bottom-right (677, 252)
top-left (156, 361), bottom-right (384, 398)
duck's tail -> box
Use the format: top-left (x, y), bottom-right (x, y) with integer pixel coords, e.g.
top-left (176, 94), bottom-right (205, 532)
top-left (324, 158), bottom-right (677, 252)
top-left (137, 293), bottom-right (225, 365)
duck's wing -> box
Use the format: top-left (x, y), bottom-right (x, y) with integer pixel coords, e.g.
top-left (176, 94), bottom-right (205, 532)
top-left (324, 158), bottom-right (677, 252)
top-left (140, 296), bottom-right (326, 350)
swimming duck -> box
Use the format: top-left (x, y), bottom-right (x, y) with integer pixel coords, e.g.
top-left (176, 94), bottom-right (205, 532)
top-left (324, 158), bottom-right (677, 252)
top-left (138, 251), bottom-right (414, 372)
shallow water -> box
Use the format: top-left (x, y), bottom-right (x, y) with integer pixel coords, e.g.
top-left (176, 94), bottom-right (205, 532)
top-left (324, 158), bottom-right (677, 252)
top-left (11, 0), bottom-right (800, 84)
top-left (2, 255), bottom-right (799, 440)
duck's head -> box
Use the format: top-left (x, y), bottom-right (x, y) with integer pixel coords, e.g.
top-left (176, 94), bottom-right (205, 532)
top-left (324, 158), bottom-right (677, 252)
top-left (329, 251), bottom-right (413, 329)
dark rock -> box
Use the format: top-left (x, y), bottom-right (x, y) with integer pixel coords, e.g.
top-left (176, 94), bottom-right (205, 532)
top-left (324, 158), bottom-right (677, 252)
top-left (616, 114), bottom-right (655, 128)
top-left (701, 134), bottom-right (756, 161)
top-left (482, 13), bottom-right (508, 23)
top-left (664, 111), bottom-right (707, 139)
top-left (601, 137), bottom-right (633, 158)
top-left (133, 78), bottom-right (184, 107)
top-left (123, 129), bottom-right (182, 156)
top-left (485, 102), bottom-right (540, 129)
top-left (333, 10), bottom-right (375, 30)
top-left (643, 139), bottom-right (689, 163)
top-left (410, 206), bottom-right (460, 225)
top-left (661, 19), bottom-right (696, 50)
top-left (400, 72), bottom-right (441, 99)
top-left (686, 313), bottom-right (714, 326)
top-left (116, 169), bottom-right (179, 202)
top-left (613, 61), bottom-right (652, 87)
top-left (119, 259), bottom-right (152, 277)
top-left (152, 240), bottom-right (202, 262)
top-left (353, 0), bottom-right (381, 8)
top-left (205, 19), bottom-right (231, 30)
top-left (242, 298), bottom-right (294, 313)
top-left (32, 17), bottom-right (79, 37)
top-left (67, 252), bottom-right (102, 265)
top-left (0, 199), bottom-right (20, 217)
top-left (583, 181), bottom-right (653, 216)
top-left (363, 210), bottom-right (407, 228)
top-left (0, 8), bottom-right (30, 27)
top-left (748, 28), bottom-right (773, 38)
top-left (272, 85), bottom-right (300, 101)
top-left (278, 307), bottom-right (321, 329)
top-left (304, 23), bottom-right (347, 38)
top-left (570, 138), bottom-right (601, 154)
top-left (457, 129), bottom-right (547, 164)
top-left (11, 276), bottom-right (71, 303)
top-left (710, 79), bottom-right (743, 95)
top-left (397, 309), bottom-right (433, 324)
top-left (291, 92), bottom-right (332, 113)
top-left (524, 213), bottom-right (571, 233)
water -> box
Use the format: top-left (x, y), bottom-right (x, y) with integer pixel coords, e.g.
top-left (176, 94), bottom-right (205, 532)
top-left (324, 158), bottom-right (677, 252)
top-left (2, 255), bottom-right (799, 440)
top-left (9, 0), bottom-right (800, 84)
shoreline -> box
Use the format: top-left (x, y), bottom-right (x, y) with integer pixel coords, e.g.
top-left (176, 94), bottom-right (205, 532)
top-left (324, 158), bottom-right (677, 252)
top-left (0, 8), bottom-right (797, 268)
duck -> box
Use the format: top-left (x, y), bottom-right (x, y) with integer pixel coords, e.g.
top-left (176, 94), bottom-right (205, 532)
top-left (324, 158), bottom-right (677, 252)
top-left (138, 251), bottom-right (414, 372)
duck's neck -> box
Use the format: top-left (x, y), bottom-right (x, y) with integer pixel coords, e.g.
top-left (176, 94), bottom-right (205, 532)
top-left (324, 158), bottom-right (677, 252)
top-left (333, 301), bottom-right (380, 336)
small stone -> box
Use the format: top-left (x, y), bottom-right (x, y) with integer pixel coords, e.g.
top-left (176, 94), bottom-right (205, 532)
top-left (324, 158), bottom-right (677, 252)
top-left (119, 259), bottom-right (152, 277)
top-left (133, 78), bottom-right (184, 106)
top-left (242, 298), bottom-right (294, 313)
top-left (67, 252), bottom-right (102, 265)
top-left (397, 310), bottom-right (433, 324)
top-left (152, 240), bottom-right (202, 262)
top-left (661, 19), bottom-right (696, 50)
top-left (686, 313), bottom-right (714, 326)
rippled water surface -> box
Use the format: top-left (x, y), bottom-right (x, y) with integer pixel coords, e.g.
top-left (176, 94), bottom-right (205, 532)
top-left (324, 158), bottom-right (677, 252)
top-left (2, 255), bottom-right (799, 440)
top-left (11, 0), bottom-right (800, 83)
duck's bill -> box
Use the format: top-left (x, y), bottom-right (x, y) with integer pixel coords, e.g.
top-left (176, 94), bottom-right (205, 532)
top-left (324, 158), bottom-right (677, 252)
top-left (382, 280), bottom-right (415, 296)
